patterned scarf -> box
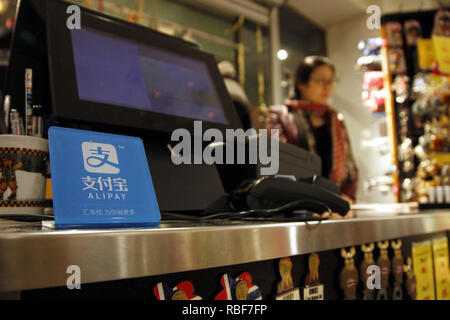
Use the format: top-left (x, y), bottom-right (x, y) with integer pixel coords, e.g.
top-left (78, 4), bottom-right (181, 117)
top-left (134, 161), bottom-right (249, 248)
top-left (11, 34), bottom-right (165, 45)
top-left (287, 100), bottom-right (347, 186)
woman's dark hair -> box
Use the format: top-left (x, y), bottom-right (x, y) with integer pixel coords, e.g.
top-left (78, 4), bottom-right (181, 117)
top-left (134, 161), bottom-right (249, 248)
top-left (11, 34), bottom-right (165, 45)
top-left (294, 56), bottom-right (335, 99)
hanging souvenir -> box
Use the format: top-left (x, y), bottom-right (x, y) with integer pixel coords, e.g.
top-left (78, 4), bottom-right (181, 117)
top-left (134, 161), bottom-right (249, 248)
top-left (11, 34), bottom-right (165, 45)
top-left (385, 22), bottom-right (403, 47)
top-left (215, 272), bottom-right (262, 300)
top-left (340, 247), bottom-right (358, 300)
top-left (376, 241), bottom-right (391, 300)
top-left (360, 243), bottom-right (376, 300)
top-left (391, 240), bottom-right (404, 300)
top-left (388, 49), bottom-right (407, 74)
top-left (404, 257), bottom-right (417, 300)
top-left (275, 257), bottom-right (300, 300)
top-left (415, 159), bottom-right (442, 203)
top-left (432, 9), bottom-right (450, 37)
top-left (404, 20), bottom-right (422, 46)
top-left (358, 38), bottom-right (383, 56)
top-left (402, 178), bottom-right (417, 202)
top-left (302, 253), bottom-right (324, 300)
top-left (153, 281), bottom-right (202, 300)
top-left (399, 137), bottom-right (415, 173)
top-left (398, 108), bottom-right (410, 138)
top-left (411, 72), bottom-right (430, 100)
top-left (392, 75), bottom-right (410, 104)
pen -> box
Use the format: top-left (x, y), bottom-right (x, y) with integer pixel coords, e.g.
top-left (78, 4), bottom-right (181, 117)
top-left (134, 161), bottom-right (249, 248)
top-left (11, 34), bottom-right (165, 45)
top-left (25, 68), bottom-right (33, 136)
top-left (32, 105), bottom-right (44, 138)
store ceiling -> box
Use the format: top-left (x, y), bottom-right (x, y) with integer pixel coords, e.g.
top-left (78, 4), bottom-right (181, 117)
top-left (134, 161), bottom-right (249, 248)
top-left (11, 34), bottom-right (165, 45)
top-left (286, 0), bottom-right (371, 28)
top-left (286, 0), bottom-right (450, 29)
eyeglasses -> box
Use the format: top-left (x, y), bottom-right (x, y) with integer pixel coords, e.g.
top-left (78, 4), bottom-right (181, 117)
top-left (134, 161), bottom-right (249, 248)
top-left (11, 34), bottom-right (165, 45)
top-left (310, 78), bottom-right (338, 86)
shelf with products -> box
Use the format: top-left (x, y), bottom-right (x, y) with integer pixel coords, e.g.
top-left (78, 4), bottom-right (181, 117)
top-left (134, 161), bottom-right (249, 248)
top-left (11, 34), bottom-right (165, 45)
top-left (357, 37), bottom-right (387, 116)
top-left (380, 8), bottom-right (450, 205)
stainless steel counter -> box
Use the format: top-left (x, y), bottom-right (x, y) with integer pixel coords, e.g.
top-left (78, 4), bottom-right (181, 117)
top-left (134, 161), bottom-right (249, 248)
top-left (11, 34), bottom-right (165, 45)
top-left (0, 211), bottom-right (449, 292)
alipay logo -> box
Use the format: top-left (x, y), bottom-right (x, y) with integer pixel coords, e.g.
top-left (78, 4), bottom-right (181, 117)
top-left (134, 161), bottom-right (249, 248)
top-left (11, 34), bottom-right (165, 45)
top-left (82, 142), bottom-right (120, 174)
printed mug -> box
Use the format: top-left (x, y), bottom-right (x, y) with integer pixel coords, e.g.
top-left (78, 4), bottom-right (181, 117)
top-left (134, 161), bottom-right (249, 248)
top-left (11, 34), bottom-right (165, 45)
top-left (0, 135), bottom-right (49, 214)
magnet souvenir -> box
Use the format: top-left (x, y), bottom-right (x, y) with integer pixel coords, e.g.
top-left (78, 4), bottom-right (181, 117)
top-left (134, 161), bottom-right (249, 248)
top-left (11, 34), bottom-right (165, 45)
top-left (302, 253), bottom-right (324, 300)
top-left (153, 281), bottom-right (202, 300)
top-left (275, 257), bottom-right (301, 300)
top-left (215, 272), bottom-right (262, 300)
top-left (340, 247), bottom-right (358, 300)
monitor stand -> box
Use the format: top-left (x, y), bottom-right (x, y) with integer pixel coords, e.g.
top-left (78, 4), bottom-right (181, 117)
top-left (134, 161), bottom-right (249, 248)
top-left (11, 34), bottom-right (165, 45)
top-left (142, 132), bottom-right (226, 213)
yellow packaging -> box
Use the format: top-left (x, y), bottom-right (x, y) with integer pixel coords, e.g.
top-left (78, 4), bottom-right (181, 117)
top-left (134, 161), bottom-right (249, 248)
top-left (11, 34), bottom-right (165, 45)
top-left (412, 241), bottom-right (435, 300)
top-left (432, 237), bottom-right (450, 300)
top-left (417, 39), bottom-right (436, 70)
top-left (433, 36), bottom-right (450, 74)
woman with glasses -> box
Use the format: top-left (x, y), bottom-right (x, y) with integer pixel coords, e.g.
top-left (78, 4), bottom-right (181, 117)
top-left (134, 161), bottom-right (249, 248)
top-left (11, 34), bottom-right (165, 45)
top-left (266, 56), bottom-right (358, 217)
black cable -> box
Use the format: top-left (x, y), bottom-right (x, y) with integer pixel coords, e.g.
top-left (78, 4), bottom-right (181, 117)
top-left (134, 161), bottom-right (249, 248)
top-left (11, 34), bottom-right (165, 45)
top-left (161, 199), bottom-right (332, 222)
top-left (160, 212), bottom-right (206, 221)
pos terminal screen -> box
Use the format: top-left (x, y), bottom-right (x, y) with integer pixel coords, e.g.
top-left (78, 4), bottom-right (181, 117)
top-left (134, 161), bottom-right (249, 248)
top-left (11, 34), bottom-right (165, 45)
top-left (70, 28), bottom-right (228, 125)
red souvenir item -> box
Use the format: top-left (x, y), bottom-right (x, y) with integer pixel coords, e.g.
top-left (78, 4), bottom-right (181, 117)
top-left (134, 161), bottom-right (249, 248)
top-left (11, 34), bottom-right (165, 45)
top-left (153, 281), bottom-right (202, 300)
top-left (215, 272), bottom-right (262, 300)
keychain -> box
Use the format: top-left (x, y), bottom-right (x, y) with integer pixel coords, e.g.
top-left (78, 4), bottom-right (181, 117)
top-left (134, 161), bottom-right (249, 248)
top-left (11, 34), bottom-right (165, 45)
top-left (391, 240), bottom-right (404, 300)
top-left (302, 253), bottom-right (324, 300)
top-left (376, 241), bottom-right (391, 300)
top-left (404, 257), bottom-right (417, 300)
top-left (275, 257), bottom-right (300, 300)
top-left (360, 243), bottom-right (376, 300)
top-left (432, 9), bottom-right (450, 37)
top-left (404, 20), bottom-right (422, 46)
top-left (340, 247), bottom-right (358, 300)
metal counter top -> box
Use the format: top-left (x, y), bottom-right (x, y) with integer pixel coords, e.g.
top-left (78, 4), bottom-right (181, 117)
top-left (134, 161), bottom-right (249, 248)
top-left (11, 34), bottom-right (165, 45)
top-left (0, 211), bottom-right (449, 292)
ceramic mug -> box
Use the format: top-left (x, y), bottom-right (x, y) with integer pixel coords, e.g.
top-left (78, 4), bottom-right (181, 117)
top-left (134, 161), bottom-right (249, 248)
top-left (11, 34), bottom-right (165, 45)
top-left (0, 135), bottom-right (48, 214)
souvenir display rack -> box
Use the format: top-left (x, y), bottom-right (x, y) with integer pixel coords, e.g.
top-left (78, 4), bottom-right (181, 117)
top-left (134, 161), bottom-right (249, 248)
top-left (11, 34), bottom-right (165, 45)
top-left (381, 8), bottom-right (450, 204)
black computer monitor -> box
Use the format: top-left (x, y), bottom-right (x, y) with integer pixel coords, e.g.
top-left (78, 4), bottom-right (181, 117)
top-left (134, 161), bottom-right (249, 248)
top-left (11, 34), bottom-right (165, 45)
top-left (46, 0), bottom-right (242, 134)
top-left (5, 0), bottom-right (243, 213)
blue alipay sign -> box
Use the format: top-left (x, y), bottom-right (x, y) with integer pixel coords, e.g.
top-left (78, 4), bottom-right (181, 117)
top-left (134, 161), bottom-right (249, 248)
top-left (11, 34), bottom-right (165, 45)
top-left (49, 126), bottom-right (161, 229)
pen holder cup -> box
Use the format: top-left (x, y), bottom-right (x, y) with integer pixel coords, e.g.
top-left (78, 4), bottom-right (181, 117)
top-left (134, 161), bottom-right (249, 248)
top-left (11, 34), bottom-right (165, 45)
top-left (0, 135), bottom-right (49, 215)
